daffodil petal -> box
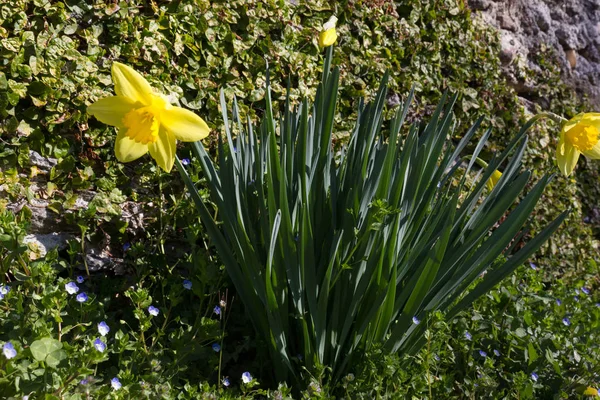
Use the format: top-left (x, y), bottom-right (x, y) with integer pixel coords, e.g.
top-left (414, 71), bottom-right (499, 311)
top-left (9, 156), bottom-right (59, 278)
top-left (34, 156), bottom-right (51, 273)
top-left (556, 134), bottom-right (580, 176)
top-left (87, 96), bottom-right (136, 128)
top-left (161, 106), bottom-right (210, 142)
top-left (112, 62), bottom-right (153, 105)
top-left (319, 29), bottom-right (337, 48)
top-left (148, 127), bottom-right (176, 172)
top-left (115, 128), bottom-right (148, 162)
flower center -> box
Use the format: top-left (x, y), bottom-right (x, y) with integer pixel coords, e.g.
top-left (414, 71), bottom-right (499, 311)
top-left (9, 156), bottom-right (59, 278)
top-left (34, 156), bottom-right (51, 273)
top-left (122, 96), bottom-right (166, 144)
top-left (565, 123), bottom-right (599, 152)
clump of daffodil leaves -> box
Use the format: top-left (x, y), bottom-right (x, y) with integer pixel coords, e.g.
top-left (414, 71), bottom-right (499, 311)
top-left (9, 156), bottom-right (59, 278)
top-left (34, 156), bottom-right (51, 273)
top-left (557, 112), bottom-right (600, 176)
top-left (87, 62), bottom-right (210, 172)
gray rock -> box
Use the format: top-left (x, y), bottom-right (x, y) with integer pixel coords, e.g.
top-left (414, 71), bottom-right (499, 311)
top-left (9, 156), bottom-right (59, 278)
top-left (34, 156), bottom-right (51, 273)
top-left (468, 0), bottom-right (600, 108)
top-left (23, 232), bottom-right (74, 259)
top-left (533, 3), bottom-right (552, 32)
top-left (29, 150), bottom-right (57, 172)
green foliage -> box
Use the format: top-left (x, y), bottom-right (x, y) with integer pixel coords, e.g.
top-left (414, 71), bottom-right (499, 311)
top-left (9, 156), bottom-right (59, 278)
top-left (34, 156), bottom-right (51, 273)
top-left (176, 48), bottom-right (565, 385)
top-left (1, 0), bottom-right (599, 397)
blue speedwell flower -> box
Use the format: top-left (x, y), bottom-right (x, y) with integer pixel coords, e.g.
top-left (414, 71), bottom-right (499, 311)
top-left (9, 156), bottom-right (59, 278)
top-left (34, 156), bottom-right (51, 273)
top-left (479, 350), bottom-right (487, 358)
top-left (123, 243), bottom-right (131, 251)
top-left (65, 282), bottom-right (79, 295)
top-left (529, 262), bottom-right (537, 270)
top-left (111, 377), bottom-right (122, 390)
top-left (531, 372), bottom-right (539, 382)
top-left (412, 316), bottom-right (420, 325)
top-left (556, 299), bottom-right (562, 306)
top-left (183, 279), bottom-right (192, 290)
top-left (148, 305), bottom-right (159, 316)
top-left (3, 342), bottom-right (17, 359)
top-left (242, 372), bottom-right (252, 383)
top-left (581, 287), bottom-right (590, 295)
top-left (222, 377), bottom-right (230, 387)
top-left (98, 321), bottom-right (110, 336)
top-left (181, 158), bottom-right (191, 166)
top-left (464, 331), bottom-right (472, 341)
top-left (562, 317), bottom-right (571, 326)
top-left (213, 305), bottom-right (221, 316)
top-left (493, 349), bottom-right (501, 357)
top-left (93, 338), bottom-right (106, 352)
top-left (76, 292), bottom-right (88, 303)
top-left (212, 343), bottom-right (221, 352)
top-left (76, 276), bottom-right (85, 284)
top-left (0, 286), bottom-right (10, 295)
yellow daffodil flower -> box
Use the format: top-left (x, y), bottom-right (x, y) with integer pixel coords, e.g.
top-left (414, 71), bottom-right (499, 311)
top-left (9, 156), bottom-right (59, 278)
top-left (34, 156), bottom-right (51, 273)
top-left (584, 387), bottom-right (599, 396)
top-left (87, 62), bottom-right (210, 172)
top-left (318, 16), bottom-right (338, 48)
top-left (556, 112), bottom-right (600, 176)
top-left (486, 169), bottom-right (502, 191)
top-left (469, 156), bottom-right (502, 190)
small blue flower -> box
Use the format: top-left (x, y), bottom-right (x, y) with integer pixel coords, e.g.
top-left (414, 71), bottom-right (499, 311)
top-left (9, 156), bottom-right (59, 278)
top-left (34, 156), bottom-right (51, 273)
top-left (93, 338), bottom-right (106, 352)
top-left (148, 305), bottom-right (159, 316)
top-left (242, 371), bottom-right (252, 383)
top-left (556, 299), bottom-right (562, 306)
top-left (412, 316), bottom-right (420, 325)
top-left (183, 280), bottom-right (192, 290)
top-left (479, 350), bottom-right (487, 358)
top-left (214, 305), bottom-right (221, 316)
top-left (574, 296), bottom-right (580, 302)
top-left (529, 262), bottom-right (537, 270)
top-left (433, 354), bottom-right (440, 361)
top-left (3, 342), bottom-right (17, 359)
top-left (98, 321), bottom-right (110, 336)
top-left (65, 282), bottom-right (79, 295)
top-left (181, 158), bottom-right (191, 166)
top-left (562, 317), bottom-right (571, 326)
top-left (581, 287), bottom-right (590, 295)
top-left (596, 303), bottom-right (600, 308)
top-left (530, 372), bottom-right (538, 382)
top-left (212, 343), bottom-right (221, 352)
top-left (123, 243), bottom-right (131, 252)
top-left (111, 377), bottom-right (122, 390)
top-left (76, 276), bottom-right (85, 284)
top-left (464, 331), bottom-right (472, 341)
top-left (222, 377), bottom-right (230, 387)
top-left (493, 349), bottom-right (501, 357)
top-left (0, 286), bottom-right (10, 295)
top-left (583, 216), bottom-right (591, 223)
top-left (76, 292), bottom-right (88, 303)
top-left (80, 379), bottom-right (88, 385)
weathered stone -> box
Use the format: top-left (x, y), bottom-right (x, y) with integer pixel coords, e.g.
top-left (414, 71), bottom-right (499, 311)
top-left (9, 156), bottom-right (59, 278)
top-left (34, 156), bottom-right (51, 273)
top-left (23, 232), bottom-right (74, 260)
top-left (468, 0), bottom-right (600, 108)
top-left (470, 0), bottom-right (491, 11)
top-left (28, 150), bottom-right (57, 172)
top-left (533, 3), bottom-right (552, 32)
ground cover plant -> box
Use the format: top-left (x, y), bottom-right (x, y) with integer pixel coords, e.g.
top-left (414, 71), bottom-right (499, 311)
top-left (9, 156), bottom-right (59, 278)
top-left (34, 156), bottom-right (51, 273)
top-left (1, 0), bottom-right (600, 398)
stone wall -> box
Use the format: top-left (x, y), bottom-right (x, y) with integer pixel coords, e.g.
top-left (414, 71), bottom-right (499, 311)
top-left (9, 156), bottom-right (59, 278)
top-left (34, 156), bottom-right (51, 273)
top-left (469, 0), bottom-right (600, 108)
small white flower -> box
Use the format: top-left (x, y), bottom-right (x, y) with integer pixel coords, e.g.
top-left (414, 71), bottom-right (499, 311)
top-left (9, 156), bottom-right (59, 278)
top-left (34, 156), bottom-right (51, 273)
top-left (65, 282), bottom-right (79, 295)
top-left (111, 377), bottom-right (122, 390)
top-left (242, 371), bottom-right (252, 383)
top-left (98, 321), bottom-right (110, 336)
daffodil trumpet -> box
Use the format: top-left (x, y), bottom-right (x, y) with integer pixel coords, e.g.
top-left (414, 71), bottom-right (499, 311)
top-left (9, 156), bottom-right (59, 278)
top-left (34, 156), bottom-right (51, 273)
top-left (556, 112), bottom-right (600, 176)
top-left (87, 62), bottom-right (210, 172)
